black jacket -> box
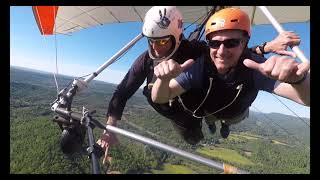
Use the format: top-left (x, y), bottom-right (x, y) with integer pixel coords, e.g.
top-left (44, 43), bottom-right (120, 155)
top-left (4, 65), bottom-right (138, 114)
top-left (107, 39), bottom-right (206, 120)
top-left (179, 49), bottom-right (265, 119)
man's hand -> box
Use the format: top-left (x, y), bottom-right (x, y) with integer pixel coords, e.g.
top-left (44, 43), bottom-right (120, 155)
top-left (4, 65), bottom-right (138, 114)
top-left (154, 59), bottom-right (194, 81)
top-left (265, 31), bottom-right (301, 57)
top-left (96, 117), bottom-right (119, 165)
top-left (243, 55), bottom-right (310, 83)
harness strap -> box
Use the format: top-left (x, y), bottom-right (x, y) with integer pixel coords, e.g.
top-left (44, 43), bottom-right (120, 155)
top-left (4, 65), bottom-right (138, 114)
top-left (178, 80), bottom-right (244, 119)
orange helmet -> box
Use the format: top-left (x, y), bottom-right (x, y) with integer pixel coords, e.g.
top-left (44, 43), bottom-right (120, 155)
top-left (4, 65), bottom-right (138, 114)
top-left (205, 8), bottom-right (251, 39)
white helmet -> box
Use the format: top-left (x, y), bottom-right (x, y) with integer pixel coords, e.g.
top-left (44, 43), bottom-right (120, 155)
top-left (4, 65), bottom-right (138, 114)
top-left (142, 6), bottom-right (183, 61)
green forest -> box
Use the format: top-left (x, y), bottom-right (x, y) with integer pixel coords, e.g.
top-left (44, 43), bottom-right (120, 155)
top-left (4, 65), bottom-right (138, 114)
top-left (10, 66), bottom-right (310, 174)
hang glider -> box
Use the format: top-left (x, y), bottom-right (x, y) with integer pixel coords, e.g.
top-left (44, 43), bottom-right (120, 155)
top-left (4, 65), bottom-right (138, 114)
top-left (33, 6), bottom-right (310, 35)
top-left (31, 6), bottom-right (310, 174)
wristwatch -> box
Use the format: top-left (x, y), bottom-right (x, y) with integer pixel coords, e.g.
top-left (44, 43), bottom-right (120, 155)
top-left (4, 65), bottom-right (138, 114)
top-left (258, 42), bottom-right (268, 54)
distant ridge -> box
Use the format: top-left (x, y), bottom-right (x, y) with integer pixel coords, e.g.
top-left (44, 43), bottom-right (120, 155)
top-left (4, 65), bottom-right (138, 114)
top-left (10, 65), bottom-right (116, 86)
top-left (11, 65), bottom-right (52, 75)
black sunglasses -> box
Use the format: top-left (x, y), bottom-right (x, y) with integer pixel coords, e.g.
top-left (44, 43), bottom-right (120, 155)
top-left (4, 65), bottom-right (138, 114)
top-left (207, 39), bottom-right (242, 49)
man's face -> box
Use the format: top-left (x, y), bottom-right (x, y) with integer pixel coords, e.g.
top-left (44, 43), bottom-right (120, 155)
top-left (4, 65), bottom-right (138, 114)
top-left (148, 37), bottom-right (173, 59)
top-left (208, 30), bottom-right (247, 74)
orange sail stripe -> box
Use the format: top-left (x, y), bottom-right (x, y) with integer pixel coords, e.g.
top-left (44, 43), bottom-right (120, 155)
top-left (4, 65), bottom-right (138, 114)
top-left (32, 6), bottom-right (59, 35)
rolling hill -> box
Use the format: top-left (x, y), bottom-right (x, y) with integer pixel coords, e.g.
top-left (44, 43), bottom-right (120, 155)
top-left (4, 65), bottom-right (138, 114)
top-left (10, 66), bottom-right (310, 174)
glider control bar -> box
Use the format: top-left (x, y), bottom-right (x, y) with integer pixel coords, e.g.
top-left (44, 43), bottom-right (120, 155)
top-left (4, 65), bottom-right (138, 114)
top-left (105, 121), bottom-right (250, 174)
top-left (54, 107), bottom-right (249, 174)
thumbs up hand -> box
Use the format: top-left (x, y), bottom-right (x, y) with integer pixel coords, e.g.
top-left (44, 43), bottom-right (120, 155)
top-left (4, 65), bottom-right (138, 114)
top-left (243, 55), bottom-right (309, 83)
top-left (154, 59), bottom-right (195, 81)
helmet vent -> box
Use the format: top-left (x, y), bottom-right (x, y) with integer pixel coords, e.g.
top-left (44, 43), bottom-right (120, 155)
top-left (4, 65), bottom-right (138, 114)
top-left (211, 22), bottom-right (216, 26)
top-left (231, 19), bottom-right (239, 22)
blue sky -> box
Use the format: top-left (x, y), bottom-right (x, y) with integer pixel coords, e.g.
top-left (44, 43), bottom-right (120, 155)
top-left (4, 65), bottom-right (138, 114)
top-left (10, 6), bottom-right (310, 118)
